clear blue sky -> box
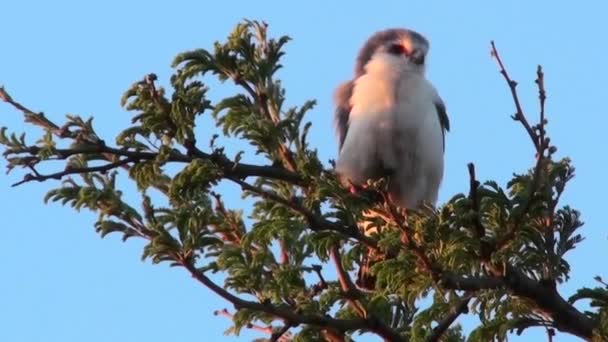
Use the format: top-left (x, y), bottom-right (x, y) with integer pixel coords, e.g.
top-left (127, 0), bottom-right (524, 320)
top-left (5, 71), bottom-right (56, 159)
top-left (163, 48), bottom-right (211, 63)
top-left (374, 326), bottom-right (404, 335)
top-left (1, 1), bottom-right (606, 341)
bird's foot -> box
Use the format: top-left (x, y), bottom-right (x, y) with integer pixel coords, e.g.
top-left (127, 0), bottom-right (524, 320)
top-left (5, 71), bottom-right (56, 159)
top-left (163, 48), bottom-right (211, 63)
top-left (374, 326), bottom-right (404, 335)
top-left (347, 184), bottom-right (384, 204)
top-left (348, 183), bottom-right (369, 194)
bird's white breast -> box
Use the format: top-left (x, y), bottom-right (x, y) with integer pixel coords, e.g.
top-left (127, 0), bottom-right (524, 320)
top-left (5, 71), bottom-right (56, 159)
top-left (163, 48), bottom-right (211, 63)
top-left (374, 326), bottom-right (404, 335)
top-left (338, 55), bottom-right (445, 207)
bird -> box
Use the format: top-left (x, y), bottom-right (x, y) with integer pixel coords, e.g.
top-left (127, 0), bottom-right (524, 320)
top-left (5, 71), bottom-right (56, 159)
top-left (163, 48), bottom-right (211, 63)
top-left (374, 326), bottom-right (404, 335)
top-left (333, 28), bottom-right (450, 289)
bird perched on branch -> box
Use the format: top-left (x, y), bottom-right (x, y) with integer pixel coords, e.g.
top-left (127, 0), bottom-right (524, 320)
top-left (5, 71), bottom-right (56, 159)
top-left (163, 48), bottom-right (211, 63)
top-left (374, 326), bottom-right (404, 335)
top-left (333, 28), bottom-right (450, 288)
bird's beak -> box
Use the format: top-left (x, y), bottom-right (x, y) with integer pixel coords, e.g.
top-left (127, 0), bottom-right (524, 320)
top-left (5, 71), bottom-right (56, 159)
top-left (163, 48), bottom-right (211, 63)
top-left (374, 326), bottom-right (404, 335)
top-left (409, 49), bottom-right (425, 65)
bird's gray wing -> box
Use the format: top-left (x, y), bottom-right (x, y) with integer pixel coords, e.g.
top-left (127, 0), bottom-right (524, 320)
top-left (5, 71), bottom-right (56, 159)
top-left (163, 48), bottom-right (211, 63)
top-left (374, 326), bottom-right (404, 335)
top-left (334, 81), bottom-right (354, 151)
top-left (434, 98), bottom-right (450, 151)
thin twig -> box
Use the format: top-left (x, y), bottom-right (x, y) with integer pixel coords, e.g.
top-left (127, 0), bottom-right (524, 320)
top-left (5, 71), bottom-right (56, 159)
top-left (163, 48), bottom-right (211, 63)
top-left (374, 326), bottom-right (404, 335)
top-left (11, 158), bottom-right (135, 186)
top-left (467, 163), bottom-right (496, 270)
top-left (535, 65), bottom-right (557, 283)
top-left (467, 163), bottom-right (484, 238)
top-left (270, 324), bottom-right (294, 342)
top-left (426, 294), bottom-right (472, 342)
top-left (546, 328), bottom-right (555, 342)
top-left (490, 41), bottom-right (539, 150)
top-left (536, 65), bottom-right (547, 152)
top-left (511, 317), bottom-right (553, 336)
top-left (305, 264), bottom-right (328, 296)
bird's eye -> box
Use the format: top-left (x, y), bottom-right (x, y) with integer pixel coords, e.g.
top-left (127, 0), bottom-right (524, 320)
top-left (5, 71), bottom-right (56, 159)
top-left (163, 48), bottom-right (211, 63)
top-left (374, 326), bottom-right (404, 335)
top-left (387, 43), bottom-right (406, 55)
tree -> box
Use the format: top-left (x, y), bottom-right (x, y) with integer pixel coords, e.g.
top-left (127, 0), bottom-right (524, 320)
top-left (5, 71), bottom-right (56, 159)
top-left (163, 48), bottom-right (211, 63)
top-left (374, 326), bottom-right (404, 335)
top-left (1, 20), bottom-right (606, 341)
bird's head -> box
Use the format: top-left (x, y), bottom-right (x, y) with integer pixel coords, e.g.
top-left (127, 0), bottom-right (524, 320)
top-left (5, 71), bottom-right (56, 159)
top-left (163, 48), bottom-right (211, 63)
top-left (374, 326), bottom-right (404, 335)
top-left (355, 28), bottom-right (430, 76)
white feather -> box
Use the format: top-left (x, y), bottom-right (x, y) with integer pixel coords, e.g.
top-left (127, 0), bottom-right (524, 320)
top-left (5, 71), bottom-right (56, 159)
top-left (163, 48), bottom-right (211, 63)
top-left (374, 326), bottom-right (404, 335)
top-left (336, 54), bottom-right (445, 208)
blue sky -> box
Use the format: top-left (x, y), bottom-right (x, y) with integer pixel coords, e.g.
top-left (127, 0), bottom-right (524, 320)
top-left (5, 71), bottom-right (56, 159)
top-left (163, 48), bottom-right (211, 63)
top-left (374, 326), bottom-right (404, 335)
top-left (1, 1), bottom-right (607, 341)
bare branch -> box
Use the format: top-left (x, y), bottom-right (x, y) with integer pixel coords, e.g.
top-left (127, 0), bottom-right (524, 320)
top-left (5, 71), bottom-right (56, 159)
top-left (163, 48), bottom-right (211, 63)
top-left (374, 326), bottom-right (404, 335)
top-left (490, 41), bottom-right (539, 150)
top-left (536, 65), bottom-right (547, 151)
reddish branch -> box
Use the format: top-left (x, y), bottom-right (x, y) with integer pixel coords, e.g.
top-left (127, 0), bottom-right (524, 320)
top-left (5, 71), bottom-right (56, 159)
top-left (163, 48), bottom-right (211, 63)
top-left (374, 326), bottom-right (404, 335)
top-left (209, 192), bottom-right (245, 245)
top-left (330, 244), bottom-right (366, 317)
top-left (214, 308), bottom-right (293, 342)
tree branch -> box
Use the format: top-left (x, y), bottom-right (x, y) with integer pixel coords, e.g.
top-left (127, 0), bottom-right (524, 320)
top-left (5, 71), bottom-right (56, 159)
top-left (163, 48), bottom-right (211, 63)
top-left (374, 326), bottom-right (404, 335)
top-left (489, 43), bottom-right (551, 253)
top-left (467, 163), bottom-right (494, 263)
top-left (7, 143), bottom-right (303, 186)
top-left (214, 308), bottom-right (293, 342)
top-left (180, 258), bottom-right (406, 341)
top-left (11, 157), bottom-right (136, 186)
top-left (500, 265), bottom-right (594, 340)
top-left (270, 323), bottom-right (295, 342)
top-left (441, 266), bottom-right (593, 339)
top-left (510, 317), bottom-right (553, 336)
top-left (490, 41), bottom-right (539, 150)
top-left (440, 273), bottom-right (503, 291)
top-left (229, 177), bottom-right (378, 249)
top-left (2, 87), bottom-right (303, 186)
top-left (330, 244), bottom-right (366, 316)
top-left (426, 295), bottom-right (471, 342)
